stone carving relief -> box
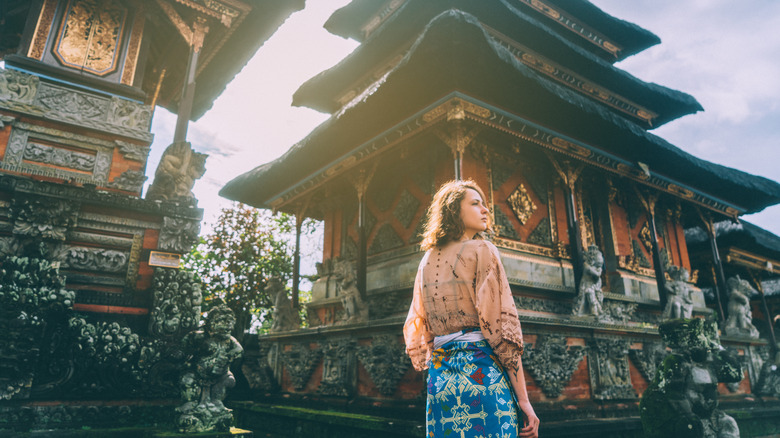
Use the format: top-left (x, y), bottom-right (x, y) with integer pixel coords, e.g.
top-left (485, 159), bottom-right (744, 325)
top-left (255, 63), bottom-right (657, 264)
top-left (0, 115), bottom-right (15, 129)
top-left (514, 295), bottom-right (571, 315)
top-left (588, 338), bottom-right (636, 400)
top-left (507, 183), bottom-right (537, 225)
top-left (242, 343), bottom-right (278, 393)
top-left (522, 335), bottom-right (586, 398)
top-left (368, 291), bottom-right (411, 319)
top-left (356, 335), bottom-right (410, 396)
top-left (629, 342), bottom-right (667, 384)
top-left (11, 196), bottom-right (79, 241)
top-left (109, 170), bottom-right (147, 192)
top-left (319, 339), bottom-right (356, 396)
top-left (146, 141), bottom-right (207, 204)
top-left (109, 96), bottom-right (152, 131)
top-left (0, 254), bottom-right (75, 400)
top-left (23, 142), bottom-right (96, 172)
top-left (724, 276), bottom-right (760, 338)
top-left (116, 140), bottom-right (150, 162)
top-left (640, 318), bottom-right (742, 438)
top-left (268, 276), bottom-right (300, 333)
top-left (36, 84), bottom-right (108, 120)
top-left (280, 343), bottom-right (321, 391)
top-left (601, 300), bottom-right (637, 324)
top-left (572, 246), bottom-right (605, 319)
top-left (148, 268), bottom-right (202, 339)
top-left (158, 217), bottom-right (201, 254)
top-left (177, 304), bottom-right (243, 433)
top-left (0, 69), bottom-right (39, 103)
top-left (58, 246), bottom-right (129, 274)
top-left (334, 260), bottom-right (368, 324)
top-left (662, 265), bottom-right (694, 320)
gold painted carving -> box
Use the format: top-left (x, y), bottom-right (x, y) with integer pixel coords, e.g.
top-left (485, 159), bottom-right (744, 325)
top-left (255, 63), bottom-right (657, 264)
top-left (434, 123), bottom-right (481, 156)
top-left (28, 0), bottom-right (59, 60)
top-left (121, 3), bottom-right (145, 86)
top-left (666, 184), bottom-right (695, 199)
top-left (54, 0), bottom-right (128, 75)
top-left (638, 222), bottom-right (653, 252)
top-left (507, 184), bottom-right (537, 225)
top-left (552, 137), bottom-right (591, 158)
top-left (155, 0), bottom-right (210, 52)
top-left (423, 98), bottom-right (491, 123)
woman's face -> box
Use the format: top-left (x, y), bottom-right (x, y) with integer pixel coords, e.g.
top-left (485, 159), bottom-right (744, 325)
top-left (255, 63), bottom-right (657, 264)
top-left (459, 188), bottom-right (489, 239)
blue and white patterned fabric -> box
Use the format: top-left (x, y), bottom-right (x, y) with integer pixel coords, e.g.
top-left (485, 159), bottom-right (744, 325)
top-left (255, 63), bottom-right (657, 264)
top-left (427, 339), bottom-right (520, 437)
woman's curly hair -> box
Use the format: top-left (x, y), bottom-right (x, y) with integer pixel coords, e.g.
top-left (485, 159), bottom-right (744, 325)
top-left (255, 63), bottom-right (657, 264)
top-left (420, 179), bottom-right (492, 251)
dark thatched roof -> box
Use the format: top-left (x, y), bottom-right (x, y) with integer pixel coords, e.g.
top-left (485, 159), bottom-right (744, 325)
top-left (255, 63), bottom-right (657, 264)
top-left (326, 0), bottom-right (659, 62)
top-left (297, 0), bottom-right (699, 128)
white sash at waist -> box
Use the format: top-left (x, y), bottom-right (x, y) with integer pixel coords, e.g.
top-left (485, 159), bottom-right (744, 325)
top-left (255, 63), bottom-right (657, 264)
top-left (433, 329), bottom-right (486, 350)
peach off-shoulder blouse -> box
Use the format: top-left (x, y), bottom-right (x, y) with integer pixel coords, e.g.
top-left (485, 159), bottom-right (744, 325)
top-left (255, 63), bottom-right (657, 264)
top-left (403, 239), bottom-right (524, 373)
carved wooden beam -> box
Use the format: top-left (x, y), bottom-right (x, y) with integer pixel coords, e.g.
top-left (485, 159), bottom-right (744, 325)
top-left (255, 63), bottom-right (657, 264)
top-left (634, 186), bottom-right (668, 308)
top-left (349, 162), bottom-right (379, 302)
top-left (697, 208), bottom-right (729, 324)
top-left (434, 121), bottom-right (481, 180)
top-left (546, 152), bottom-right (585, 289)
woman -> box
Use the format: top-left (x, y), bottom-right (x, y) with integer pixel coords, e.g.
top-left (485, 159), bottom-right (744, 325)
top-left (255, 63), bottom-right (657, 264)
top-left (404, 179), bottom-right (540, 438)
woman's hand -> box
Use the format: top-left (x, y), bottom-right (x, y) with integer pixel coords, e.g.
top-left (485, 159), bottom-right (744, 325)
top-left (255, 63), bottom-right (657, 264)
top-left (517, 400), bottom-right (539, 438)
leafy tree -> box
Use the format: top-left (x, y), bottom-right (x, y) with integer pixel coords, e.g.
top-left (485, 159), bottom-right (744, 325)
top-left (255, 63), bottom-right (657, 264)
top-left (182, 203), bottom-right (317, 341)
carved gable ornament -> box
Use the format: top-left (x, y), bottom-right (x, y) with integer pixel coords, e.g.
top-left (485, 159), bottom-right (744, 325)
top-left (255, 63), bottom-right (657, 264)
top-left (507, 183), bottom-right (537, 225)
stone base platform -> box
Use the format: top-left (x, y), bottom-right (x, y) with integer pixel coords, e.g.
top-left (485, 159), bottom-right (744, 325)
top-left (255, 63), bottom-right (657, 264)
top-left (230, 400), bottom-right (780, 438)
top-left (0, 427), bottom-right (252, 438)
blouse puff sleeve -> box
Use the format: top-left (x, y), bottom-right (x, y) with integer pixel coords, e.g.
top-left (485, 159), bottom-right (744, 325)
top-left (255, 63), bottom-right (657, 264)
top-left (474, 241), bottom-right (524, 373)
top-left (403, 253), bottom-right (434, 371)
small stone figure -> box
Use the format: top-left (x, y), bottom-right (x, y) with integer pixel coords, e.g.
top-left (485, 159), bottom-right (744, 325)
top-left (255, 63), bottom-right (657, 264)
top-left (755, 345), bottom-right (780, 397)
top-left (723, 277), bottom-right (759, 338)
top-left (176, 304), bottom-right (243, 433)
top-left (662, 265), bottom-right (694, 320)
top-left (268, 276), bottom-right (300, 332)
top-left (572, 245), bottom-right (604, 318)
top-left (335, 260), bottom-right (367, 324)
top-left (640, 318), bottom-right (743, 438)
top-left (146, 141), bottom-right (207, 204)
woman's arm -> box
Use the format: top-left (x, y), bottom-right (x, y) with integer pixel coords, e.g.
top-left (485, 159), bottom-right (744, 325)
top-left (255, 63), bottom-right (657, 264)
top-left (508, 356), bottom-right (540, 438)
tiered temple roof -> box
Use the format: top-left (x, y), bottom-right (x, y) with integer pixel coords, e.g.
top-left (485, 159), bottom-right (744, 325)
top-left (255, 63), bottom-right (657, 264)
top-left (222, 6), bottom-right (780, 216)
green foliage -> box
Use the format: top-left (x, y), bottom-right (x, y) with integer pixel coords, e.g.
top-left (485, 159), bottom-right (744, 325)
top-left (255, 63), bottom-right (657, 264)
top-left (182, 203), bottom-right (317, 335)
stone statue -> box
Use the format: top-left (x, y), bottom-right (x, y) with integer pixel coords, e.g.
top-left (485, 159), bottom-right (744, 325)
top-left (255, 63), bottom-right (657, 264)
top-left (335, 260), bottom-right (367, 324)
top-left (176, 304), bottom-right (243, 433)
top-left (268, 276), bottom-right (300, 332)
top-left (146, 141), bottom-right (207, 204)
top-left (572, 245), bottom-right (604, 318)
top-left (755, 345), bottom-right (780, 397)
top-left (662, 265), bottom-right (694, 320)
top-left (723, 277), bottom-right (759, 338)
top-left (640, 318), bottom-right (743, 438)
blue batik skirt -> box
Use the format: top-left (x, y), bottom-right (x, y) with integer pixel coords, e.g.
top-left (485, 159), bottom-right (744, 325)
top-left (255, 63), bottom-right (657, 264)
top-left (427, 339), bottom-right (520, 437)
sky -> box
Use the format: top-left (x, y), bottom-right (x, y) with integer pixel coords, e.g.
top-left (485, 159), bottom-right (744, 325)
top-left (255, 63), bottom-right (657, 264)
top-left (145, 0), bottom-right (780, 255)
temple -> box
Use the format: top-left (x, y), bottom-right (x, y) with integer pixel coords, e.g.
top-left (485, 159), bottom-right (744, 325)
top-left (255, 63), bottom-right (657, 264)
top-left (0, 0), bottom-right (303, 432)
top-left (221, 1), bottom-right (780, 435)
